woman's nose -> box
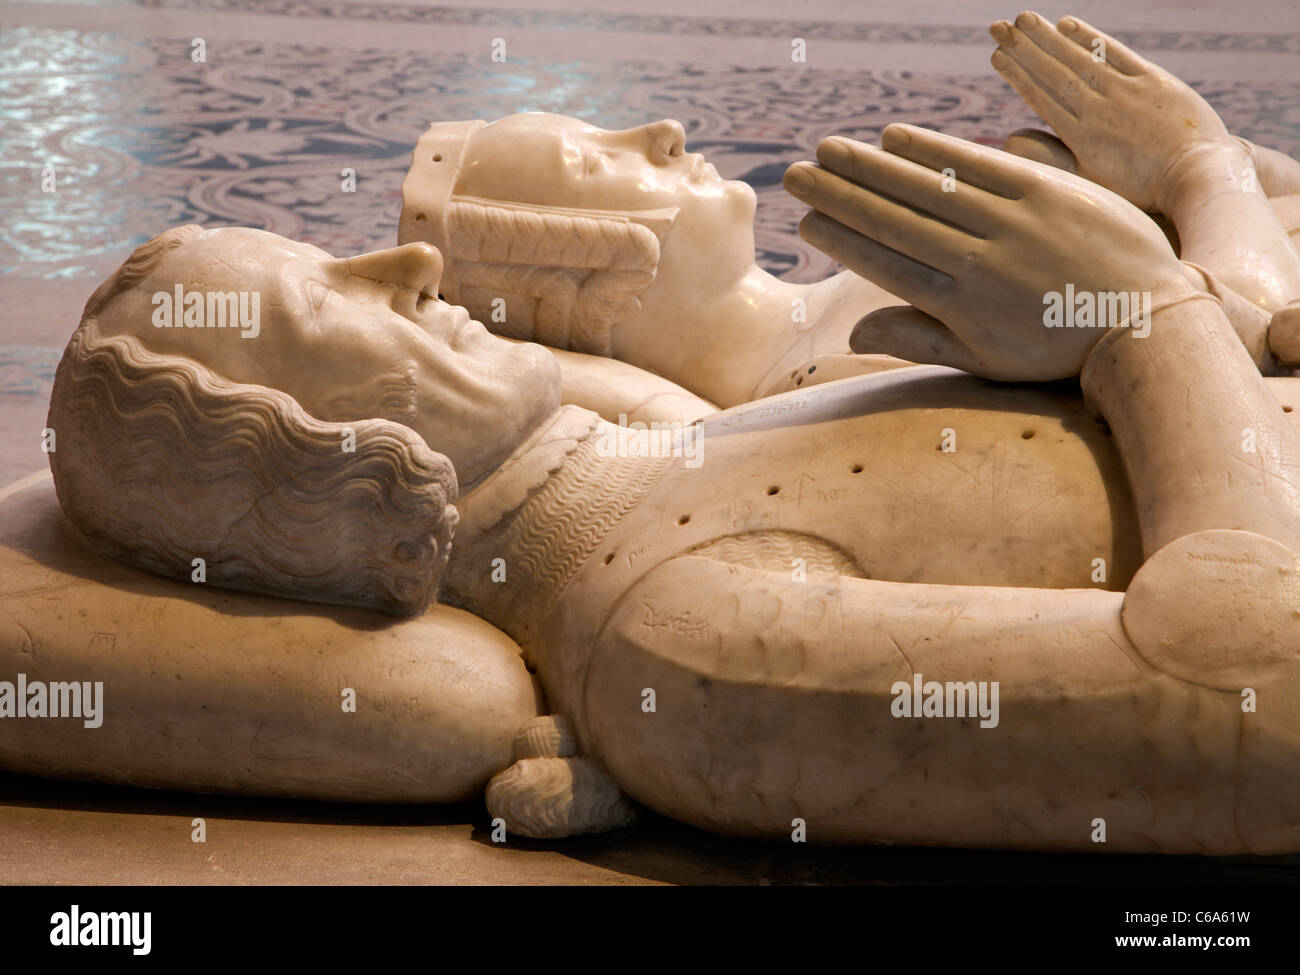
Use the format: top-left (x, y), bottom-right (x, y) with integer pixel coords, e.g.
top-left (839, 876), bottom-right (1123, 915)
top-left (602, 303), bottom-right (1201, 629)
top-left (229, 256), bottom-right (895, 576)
top-left (644, 119), bottom-right (686, 162)
top-left (346, 242), bottom-right (444, 299)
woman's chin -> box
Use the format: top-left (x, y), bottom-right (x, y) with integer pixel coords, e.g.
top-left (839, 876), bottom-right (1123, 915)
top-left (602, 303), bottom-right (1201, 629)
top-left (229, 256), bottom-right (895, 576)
top-left (726, 179), bottom-right (758, 218)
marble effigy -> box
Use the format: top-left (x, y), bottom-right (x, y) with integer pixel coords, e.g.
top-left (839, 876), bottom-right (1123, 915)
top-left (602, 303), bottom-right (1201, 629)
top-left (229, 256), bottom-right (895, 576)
top-left (5, 12), bottom-right (1300, 854)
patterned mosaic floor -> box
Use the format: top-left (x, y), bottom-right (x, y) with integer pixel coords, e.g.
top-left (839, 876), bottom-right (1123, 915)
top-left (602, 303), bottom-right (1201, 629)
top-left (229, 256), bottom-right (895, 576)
top-left (3, 2), bottom-right (1298, 452)
top-left (7, 10), bottom-right (1300, 284)
top-left (3, 0), bottom-right (1300, 883)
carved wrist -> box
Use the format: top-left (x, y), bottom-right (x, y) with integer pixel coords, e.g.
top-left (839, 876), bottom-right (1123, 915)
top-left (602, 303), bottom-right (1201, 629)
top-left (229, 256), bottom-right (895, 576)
top-left (1080, 289), bottom-right (1223, 407)
top-left (1154, 141), bottom-right (1258, 223)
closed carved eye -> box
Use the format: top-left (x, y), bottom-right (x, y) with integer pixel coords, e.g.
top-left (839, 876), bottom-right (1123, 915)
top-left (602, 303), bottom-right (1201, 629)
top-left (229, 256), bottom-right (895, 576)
top-left (305, 279), bottom-right (331, 317)
top-left (583, 149), bottom-right (609, 177)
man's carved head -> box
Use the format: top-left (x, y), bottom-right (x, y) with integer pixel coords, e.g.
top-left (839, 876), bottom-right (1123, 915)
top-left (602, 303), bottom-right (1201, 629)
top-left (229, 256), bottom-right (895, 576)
top-left (47, 225), bottom-right (560, 615)
top-left (399, 113), bottom-right (758, 356)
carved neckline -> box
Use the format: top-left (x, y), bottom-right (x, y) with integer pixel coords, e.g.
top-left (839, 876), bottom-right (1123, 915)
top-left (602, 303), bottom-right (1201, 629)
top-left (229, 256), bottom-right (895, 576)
top-left (453, 405), bottom-right (604, 548)
top-left (444, 406), bottom-right (672, 644)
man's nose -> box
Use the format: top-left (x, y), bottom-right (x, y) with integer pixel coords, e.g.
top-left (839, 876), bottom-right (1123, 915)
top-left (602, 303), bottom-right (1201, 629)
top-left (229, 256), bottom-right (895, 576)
top-left (346, 242), bottom-right (445, 299)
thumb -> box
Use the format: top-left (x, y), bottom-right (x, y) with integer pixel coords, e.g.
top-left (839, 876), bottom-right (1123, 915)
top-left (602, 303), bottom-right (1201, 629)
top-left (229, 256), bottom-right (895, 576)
top-left (1002, 128), bottom-right (1079, 175)
top-left (1268, 300), bottom-right (1300, 369)
top-left (850, 306), bottom-right (985, 373)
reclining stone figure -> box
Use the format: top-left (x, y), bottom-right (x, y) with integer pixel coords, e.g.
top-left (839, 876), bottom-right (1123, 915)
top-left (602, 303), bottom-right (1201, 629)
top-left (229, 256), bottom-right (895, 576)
top-left (397, 13), bottom-right (1300, 416)
top-left (10, 110), bottom-right (1300, 851)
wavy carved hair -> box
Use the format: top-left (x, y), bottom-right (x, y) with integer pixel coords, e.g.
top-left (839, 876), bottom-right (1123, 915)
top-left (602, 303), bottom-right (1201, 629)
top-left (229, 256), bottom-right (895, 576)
top-left (47, 227), bottom-right (458, 617)
top-left (438, 199), bottom-right (670, 356)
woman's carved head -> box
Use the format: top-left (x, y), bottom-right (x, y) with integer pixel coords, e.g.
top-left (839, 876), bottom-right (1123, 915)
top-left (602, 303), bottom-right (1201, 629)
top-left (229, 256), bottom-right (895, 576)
top-left (399, 113), bottom-right (758, 355)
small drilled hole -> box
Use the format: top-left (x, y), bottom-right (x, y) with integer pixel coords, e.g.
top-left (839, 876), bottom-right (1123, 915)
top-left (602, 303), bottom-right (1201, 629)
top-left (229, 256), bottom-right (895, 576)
top-left (432, 153), bottom-right (443, 162)
top-left (1284, 405), bottom-right (1294, 413)
top-left (808, 365), bottom-right (816, 374)
top-left (795, 375), bottom-right (804, 385)
top-left (603, 552), bottom-right (615, 565)
top-left (1021, 430), bottom-right (1035, 440)
top-left (850, 463), bottom-right (863, 473)
top-left (677, 514), bottom-right (691, 526)
top-left (414, 212), bottom-right (427, 223)
top-left (767, 485), bottom-right (779, 496)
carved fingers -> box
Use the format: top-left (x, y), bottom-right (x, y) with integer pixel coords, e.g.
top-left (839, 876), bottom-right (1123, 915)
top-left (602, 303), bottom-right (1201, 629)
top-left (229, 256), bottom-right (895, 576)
top-left (786, 125), bottom-right (1034, 300)
top-left (1046, 13), bottom-right (1149, 76)
top-left (989, 11), bottom-right (1232, 210)
top-left (796, 209), bottom-right (955, 313)
top-left (787, 123), bottom-right (1189, 380)
top-left (784, 125), bottom-right (1017, 321)
top-left (815, 135), bottom-right (1011, 234)
top-left (791, 170), bottom-right (976, 275)
top-left (878, 123), bottom-right (1027, 200)
top-left (991, 15), bottom-right (1088, 132)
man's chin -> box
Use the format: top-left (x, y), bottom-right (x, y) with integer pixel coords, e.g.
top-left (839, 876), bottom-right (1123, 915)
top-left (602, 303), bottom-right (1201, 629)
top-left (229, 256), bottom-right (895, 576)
top-left (505, 341), bottom-right (564, 432)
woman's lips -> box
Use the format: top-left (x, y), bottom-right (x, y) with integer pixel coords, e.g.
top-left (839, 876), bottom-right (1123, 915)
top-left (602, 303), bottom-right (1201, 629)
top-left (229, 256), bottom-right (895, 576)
top-left (688, 153), bottom-right (720, 182)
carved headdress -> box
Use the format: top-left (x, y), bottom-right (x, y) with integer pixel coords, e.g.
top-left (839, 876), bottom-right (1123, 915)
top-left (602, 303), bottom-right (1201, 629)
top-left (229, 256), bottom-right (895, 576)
top-left (399, 120), bottom-right (678, 356)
